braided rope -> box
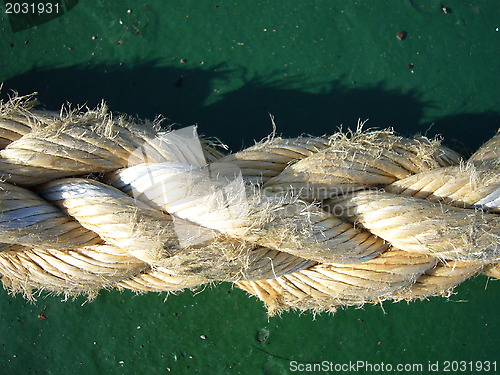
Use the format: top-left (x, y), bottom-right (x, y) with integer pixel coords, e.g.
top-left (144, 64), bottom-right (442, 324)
top-left (0, 92), bottom-right (498, 314)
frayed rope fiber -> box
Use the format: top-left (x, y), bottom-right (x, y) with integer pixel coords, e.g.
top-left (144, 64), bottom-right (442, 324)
top-left (0, 92), bottom-right (498, 315)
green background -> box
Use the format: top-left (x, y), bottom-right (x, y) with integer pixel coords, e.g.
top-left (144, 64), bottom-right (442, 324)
top-left (0, 1), bottom-right (499, 374)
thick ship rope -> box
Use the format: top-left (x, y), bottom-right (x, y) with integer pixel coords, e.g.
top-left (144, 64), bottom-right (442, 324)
top-left (0, 92), bottom-right (498, 315)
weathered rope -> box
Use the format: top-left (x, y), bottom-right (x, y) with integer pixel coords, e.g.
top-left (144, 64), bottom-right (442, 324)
top-left (0, 92), bottom-right (498, 315)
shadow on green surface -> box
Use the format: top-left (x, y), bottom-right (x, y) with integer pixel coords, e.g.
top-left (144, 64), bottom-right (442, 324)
top-left (4, 64), bottom-right (498, 152)
top-left (427, 112), bottom-right (500, 155)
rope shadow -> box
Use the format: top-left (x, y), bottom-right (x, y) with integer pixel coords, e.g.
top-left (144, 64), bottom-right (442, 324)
top-left (2, 64), bottom-right (498, 152)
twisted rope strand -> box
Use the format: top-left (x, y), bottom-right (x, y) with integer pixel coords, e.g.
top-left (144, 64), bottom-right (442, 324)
top-left (0, 92), bottom-right (498, 314)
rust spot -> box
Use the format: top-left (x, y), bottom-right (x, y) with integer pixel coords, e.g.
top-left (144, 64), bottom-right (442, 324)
top-left (396, 31), bottom-right (407, 40)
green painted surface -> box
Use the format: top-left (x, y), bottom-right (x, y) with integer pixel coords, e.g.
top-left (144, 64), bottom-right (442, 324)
top-left (0, 1), bottom-right (498, 374)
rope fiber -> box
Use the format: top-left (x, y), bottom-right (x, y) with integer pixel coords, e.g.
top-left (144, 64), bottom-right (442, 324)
top-left (0, 92), bottom-right (498, 315)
